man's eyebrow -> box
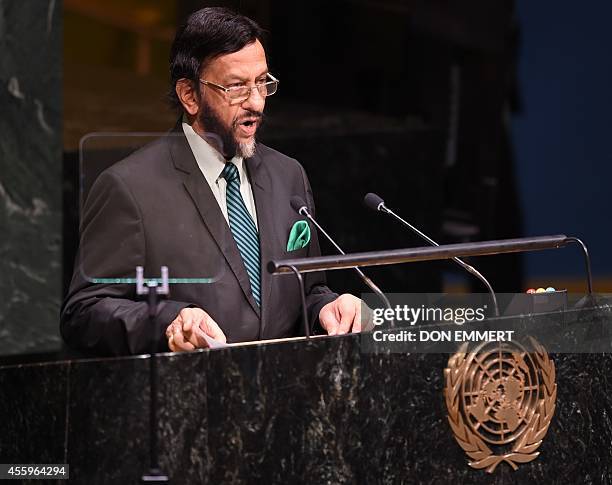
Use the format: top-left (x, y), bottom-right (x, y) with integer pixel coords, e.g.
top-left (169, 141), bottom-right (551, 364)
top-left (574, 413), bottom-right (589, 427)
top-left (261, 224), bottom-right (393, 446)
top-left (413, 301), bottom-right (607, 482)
top-left (222, 76), bottom-right (247, 84)
top-left (223, 71), bottom-right (269, 83)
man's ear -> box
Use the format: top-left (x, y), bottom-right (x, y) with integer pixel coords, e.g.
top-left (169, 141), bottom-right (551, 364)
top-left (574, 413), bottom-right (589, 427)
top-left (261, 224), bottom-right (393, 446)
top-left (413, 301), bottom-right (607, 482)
top-left (175, 79), bottom-right (200, 116)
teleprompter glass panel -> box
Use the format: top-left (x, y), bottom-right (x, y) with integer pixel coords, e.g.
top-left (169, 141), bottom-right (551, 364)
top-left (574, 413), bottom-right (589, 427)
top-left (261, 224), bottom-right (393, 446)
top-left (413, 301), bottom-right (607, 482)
top-left (78, 133), bottom-right (225, 285)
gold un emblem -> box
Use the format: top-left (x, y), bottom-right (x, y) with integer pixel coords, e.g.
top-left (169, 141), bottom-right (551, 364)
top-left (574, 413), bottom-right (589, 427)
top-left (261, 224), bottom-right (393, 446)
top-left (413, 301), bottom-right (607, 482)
top-left (444, 338), bottom-right (557, 473)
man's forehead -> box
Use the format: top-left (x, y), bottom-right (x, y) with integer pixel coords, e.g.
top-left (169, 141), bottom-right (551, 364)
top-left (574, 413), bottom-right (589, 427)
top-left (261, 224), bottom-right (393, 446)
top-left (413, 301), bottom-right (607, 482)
top-left (206, 40), bottom-right (268, 79)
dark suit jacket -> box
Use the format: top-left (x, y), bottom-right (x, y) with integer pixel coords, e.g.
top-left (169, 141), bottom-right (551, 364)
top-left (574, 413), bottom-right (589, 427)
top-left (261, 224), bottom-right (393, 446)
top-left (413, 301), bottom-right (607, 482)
top-left (60, 128), bottom-right (337, 356)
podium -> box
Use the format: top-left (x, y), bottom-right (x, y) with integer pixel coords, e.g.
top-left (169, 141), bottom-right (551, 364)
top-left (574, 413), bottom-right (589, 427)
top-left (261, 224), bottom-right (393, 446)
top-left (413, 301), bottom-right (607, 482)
top-left (1, 323), bottom-right (612, 484)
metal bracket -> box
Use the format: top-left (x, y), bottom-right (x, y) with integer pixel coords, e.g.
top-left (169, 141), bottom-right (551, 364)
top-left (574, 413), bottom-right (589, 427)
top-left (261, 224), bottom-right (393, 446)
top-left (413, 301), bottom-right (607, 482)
top-left (279, 264), bottom-right (310, 338)
top-left (136, 266), bottom-right (170, 296)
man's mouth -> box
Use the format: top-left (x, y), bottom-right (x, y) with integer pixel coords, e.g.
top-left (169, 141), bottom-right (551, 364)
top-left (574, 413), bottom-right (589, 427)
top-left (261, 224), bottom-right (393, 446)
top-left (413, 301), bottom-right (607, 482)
top-left (236, 117), bottom-right (260, 137)
top-left (239, 118), bottom-right (259, 127)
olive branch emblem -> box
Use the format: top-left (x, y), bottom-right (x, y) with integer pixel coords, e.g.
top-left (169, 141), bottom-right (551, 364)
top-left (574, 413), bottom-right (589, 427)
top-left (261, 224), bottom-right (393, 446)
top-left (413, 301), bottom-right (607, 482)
top-left (444, 338), bottom-right (557, 473)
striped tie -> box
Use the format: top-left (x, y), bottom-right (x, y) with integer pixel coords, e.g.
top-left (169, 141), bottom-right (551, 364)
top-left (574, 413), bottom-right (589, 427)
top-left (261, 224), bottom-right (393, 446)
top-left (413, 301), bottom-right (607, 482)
top-left (220, 162), bottom-right (261, 306)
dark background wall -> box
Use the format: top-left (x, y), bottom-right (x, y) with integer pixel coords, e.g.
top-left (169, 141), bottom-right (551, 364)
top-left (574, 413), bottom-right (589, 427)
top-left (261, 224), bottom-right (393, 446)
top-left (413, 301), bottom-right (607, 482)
top-left (513, 0), bottom-right (612, 282)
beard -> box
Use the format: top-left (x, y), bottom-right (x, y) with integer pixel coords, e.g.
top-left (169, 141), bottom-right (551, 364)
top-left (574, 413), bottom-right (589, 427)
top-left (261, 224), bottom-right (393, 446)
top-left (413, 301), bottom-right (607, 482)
top-left (197, 97), bottom-right (262, 159)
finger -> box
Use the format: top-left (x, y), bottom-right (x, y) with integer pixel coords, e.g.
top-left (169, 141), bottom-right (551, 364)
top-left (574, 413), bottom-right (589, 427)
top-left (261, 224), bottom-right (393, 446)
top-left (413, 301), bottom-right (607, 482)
top-left (168, 334), bottom-right (176, 352)
top-left (181, 309), bottom-right (195, 333)
top-left (184, 330), bottom-right (200, 348)
top-left (168, 332), bottom-right (194, 352)
top-left (352, 301), bottom-right (362, 333)
top-left (337, 298), bottom-right (356, 335)
top-left (172, 325), bottom-right (195, 351)
top-left (319, 305), bottom-right (340, 335)
top-left (199, 314), bottom-right (227, 343)
top-left (175, 336), bottom-right (195, 351)
top-left (167, 322), bottom-right (181, 341)
top-left (181, 320), bottom-right (201, 348)
top-left (167, 311), bottom-right (183, 337)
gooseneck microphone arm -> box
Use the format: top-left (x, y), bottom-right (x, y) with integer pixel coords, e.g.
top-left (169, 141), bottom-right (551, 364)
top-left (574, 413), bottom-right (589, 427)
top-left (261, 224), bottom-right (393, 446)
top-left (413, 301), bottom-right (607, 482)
top-left (290, 196), bottom-right (394, 323)
top-left (565, 237), bottom-right (593, 294)
top-left (364, 193), bottom-right (500, 317)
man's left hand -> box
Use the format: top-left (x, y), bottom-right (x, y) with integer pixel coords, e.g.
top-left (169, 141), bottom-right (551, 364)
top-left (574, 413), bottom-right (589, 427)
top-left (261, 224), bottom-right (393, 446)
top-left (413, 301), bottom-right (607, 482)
top-left (318, 293), bottom-right (364, 335)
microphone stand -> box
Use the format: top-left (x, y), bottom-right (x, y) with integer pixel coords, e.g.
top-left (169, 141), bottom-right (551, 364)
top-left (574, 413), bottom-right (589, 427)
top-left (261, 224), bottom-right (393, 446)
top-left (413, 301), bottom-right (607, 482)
top-left (375, 202), bottom-right (499, 317)
top-left (297, 207), bottom-right (395, 326)
top-left (137, 266), bottom-right (169, 483)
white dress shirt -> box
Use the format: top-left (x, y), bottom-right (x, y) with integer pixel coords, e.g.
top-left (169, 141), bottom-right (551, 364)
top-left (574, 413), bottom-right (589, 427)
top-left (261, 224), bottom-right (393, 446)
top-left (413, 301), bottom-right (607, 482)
top-left (182, 121), bottom-right (259, 230)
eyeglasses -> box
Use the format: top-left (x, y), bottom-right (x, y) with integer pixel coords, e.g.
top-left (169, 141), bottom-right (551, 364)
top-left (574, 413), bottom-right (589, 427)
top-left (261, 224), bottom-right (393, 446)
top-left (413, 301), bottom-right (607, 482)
top-left (199, 73), bottom-right (279, 104)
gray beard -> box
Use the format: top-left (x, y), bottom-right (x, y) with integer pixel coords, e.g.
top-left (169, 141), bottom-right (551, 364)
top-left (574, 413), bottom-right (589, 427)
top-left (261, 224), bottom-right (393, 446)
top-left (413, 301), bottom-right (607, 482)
top-left (238, 138), bottom-right (256, 158)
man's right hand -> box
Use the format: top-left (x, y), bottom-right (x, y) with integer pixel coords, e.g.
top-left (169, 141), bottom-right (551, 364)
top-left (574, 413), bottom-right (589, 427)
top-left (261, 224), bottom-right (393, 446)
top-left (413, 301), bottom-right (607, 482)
top-left (165, 308), bottom-right (227, 352)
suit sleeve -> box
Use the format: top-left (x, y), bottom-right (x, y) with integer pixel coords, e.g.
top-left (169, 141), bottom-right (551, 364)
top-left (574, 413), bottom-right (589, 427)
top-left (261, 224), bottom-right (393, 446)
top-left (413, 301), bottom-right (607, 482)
top-left (297, 164), bottom-right (339, 333)
top-left (60, 169), bottom-right (193, 356)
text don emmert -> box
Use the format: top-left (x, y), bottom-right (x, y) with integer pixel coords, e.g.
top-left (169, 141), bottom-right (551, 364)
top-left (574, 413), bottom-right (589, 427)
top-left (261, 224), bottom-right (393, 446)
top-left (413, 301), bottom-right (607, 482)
top-left (421, 330), bottom-right (514, 342)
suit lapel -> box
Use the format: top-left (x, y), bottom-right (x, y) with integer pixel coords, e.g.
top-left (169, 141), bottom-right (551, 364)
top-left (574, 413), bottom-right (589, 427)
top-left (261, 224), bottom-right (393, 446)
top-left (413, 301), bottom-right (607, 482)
top-left (167, 127), bottom-right (261, 317)
top-left (245, 148), bottom-right (278, 334)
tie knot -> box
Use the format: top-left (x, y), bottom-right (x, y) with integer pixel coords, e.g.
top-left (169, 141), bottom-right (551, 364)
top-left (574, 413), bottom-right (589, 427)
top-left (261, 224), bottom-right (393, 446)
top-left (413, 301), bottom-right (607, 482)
top-left (221, 162), bottom-right (240, 183)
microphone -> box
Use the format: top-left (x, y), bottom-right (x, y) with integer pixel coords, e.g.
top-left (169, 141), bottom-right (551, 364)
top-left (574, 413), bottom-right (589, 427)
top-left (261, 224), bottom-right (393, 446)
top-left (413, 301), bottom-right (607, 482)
top-left (290, 196), bottom-right (393, 326)
top-left (364, 192), bottom-right (499, 317)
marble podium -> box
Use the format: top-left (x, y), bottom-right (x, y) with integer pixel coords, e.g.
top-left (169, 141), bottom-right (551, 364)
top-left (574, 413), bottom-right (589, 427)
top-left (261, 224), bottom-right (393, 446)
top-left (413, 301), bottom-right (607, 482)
top-left (1, 327), bottom-right (612, 484)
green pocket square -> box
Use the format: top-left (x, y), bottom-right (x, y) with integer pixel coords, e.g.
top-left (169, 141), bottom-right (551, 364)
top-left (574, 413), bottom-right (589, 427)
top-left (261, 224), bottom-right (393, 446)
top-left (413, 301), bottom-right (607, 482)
top-left (286, 220), bottom-right (311, 251)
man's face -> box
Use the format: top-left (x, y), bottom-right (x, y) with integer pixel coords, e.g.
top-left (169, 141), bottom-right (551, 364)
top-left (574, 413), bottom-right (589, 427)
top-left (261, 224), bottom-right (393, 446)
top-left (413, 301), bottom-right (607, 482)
top-left (196, 40), bottom-right (268, 158)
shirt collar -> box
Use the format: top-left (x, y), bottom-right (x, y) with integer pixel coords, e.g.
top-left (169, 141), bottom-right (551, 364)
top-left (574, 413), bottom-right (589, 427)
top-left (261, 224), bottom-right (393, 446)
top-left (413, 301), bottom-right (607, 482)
top-left (181, 118), bottom-right (245, 184)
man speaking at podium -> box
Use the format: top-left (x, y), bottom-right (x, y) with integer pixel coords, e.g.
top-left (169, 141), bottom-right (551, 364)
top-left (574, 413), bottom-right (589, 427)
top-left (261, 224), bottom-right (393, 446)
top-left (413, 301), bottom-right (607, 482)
top-left (60, 7), bottom-right (363, 356)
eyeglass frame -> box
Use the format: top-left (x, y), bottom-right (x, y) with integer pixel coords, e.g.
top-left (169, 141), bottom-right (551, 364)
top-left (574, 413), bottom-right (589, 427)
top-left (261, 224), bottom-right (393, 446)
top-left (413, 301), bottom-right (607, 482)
top-left (198, 72), bottom-right (279, 103)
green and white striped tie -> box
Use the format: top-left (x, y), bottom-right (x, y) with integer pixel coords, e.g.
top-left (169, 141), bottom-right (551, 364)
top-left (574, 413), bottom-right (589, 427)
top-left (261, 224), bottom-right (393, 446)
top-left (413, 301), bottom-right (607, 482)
top-left (221, 162), bottom-right (261, 306)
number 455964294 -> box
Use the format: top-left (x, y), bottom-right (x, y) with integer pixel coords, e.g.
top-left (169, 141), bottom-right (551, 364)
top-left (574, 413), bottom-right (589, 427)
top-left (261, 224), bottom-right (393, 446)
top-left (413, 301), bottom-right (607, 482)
top-left (1, 464), bottom-right (68, 479)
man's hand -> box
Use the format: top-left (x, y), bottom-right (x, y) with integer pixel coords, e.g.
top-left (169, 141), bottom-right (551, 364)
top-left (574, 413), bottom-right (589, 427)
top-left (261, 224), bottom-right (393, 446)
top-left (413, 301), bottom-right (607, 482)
top-left (318, 294), bottom-right (365, 335)
top-left (165, 308), bottom-right (227, 352)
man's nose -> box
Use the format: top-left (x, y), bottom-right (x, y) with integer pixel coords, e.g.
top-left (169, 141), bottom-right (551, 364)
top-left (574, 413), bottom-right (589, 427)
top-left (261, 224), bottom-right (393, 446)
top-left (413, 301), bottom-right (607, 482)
top-left (241, 86), bottom-right (265, 112)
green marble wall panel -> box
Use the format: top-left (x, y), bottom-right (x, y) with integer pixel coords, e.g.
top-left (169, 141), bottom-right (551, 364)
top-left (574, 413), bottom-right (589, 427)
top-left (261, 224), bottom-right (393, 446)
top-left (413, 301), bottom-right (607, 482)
top-left (0, 0), bottom-right (62, 355)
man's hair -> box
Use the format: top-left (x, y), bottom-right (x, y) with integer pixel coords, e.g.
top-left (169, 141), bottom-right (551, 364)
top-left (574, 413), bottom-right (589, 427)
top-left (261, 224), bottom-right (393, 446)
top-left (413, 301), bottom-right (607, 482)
top-left (168, 7), bottom-right (266, 111)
